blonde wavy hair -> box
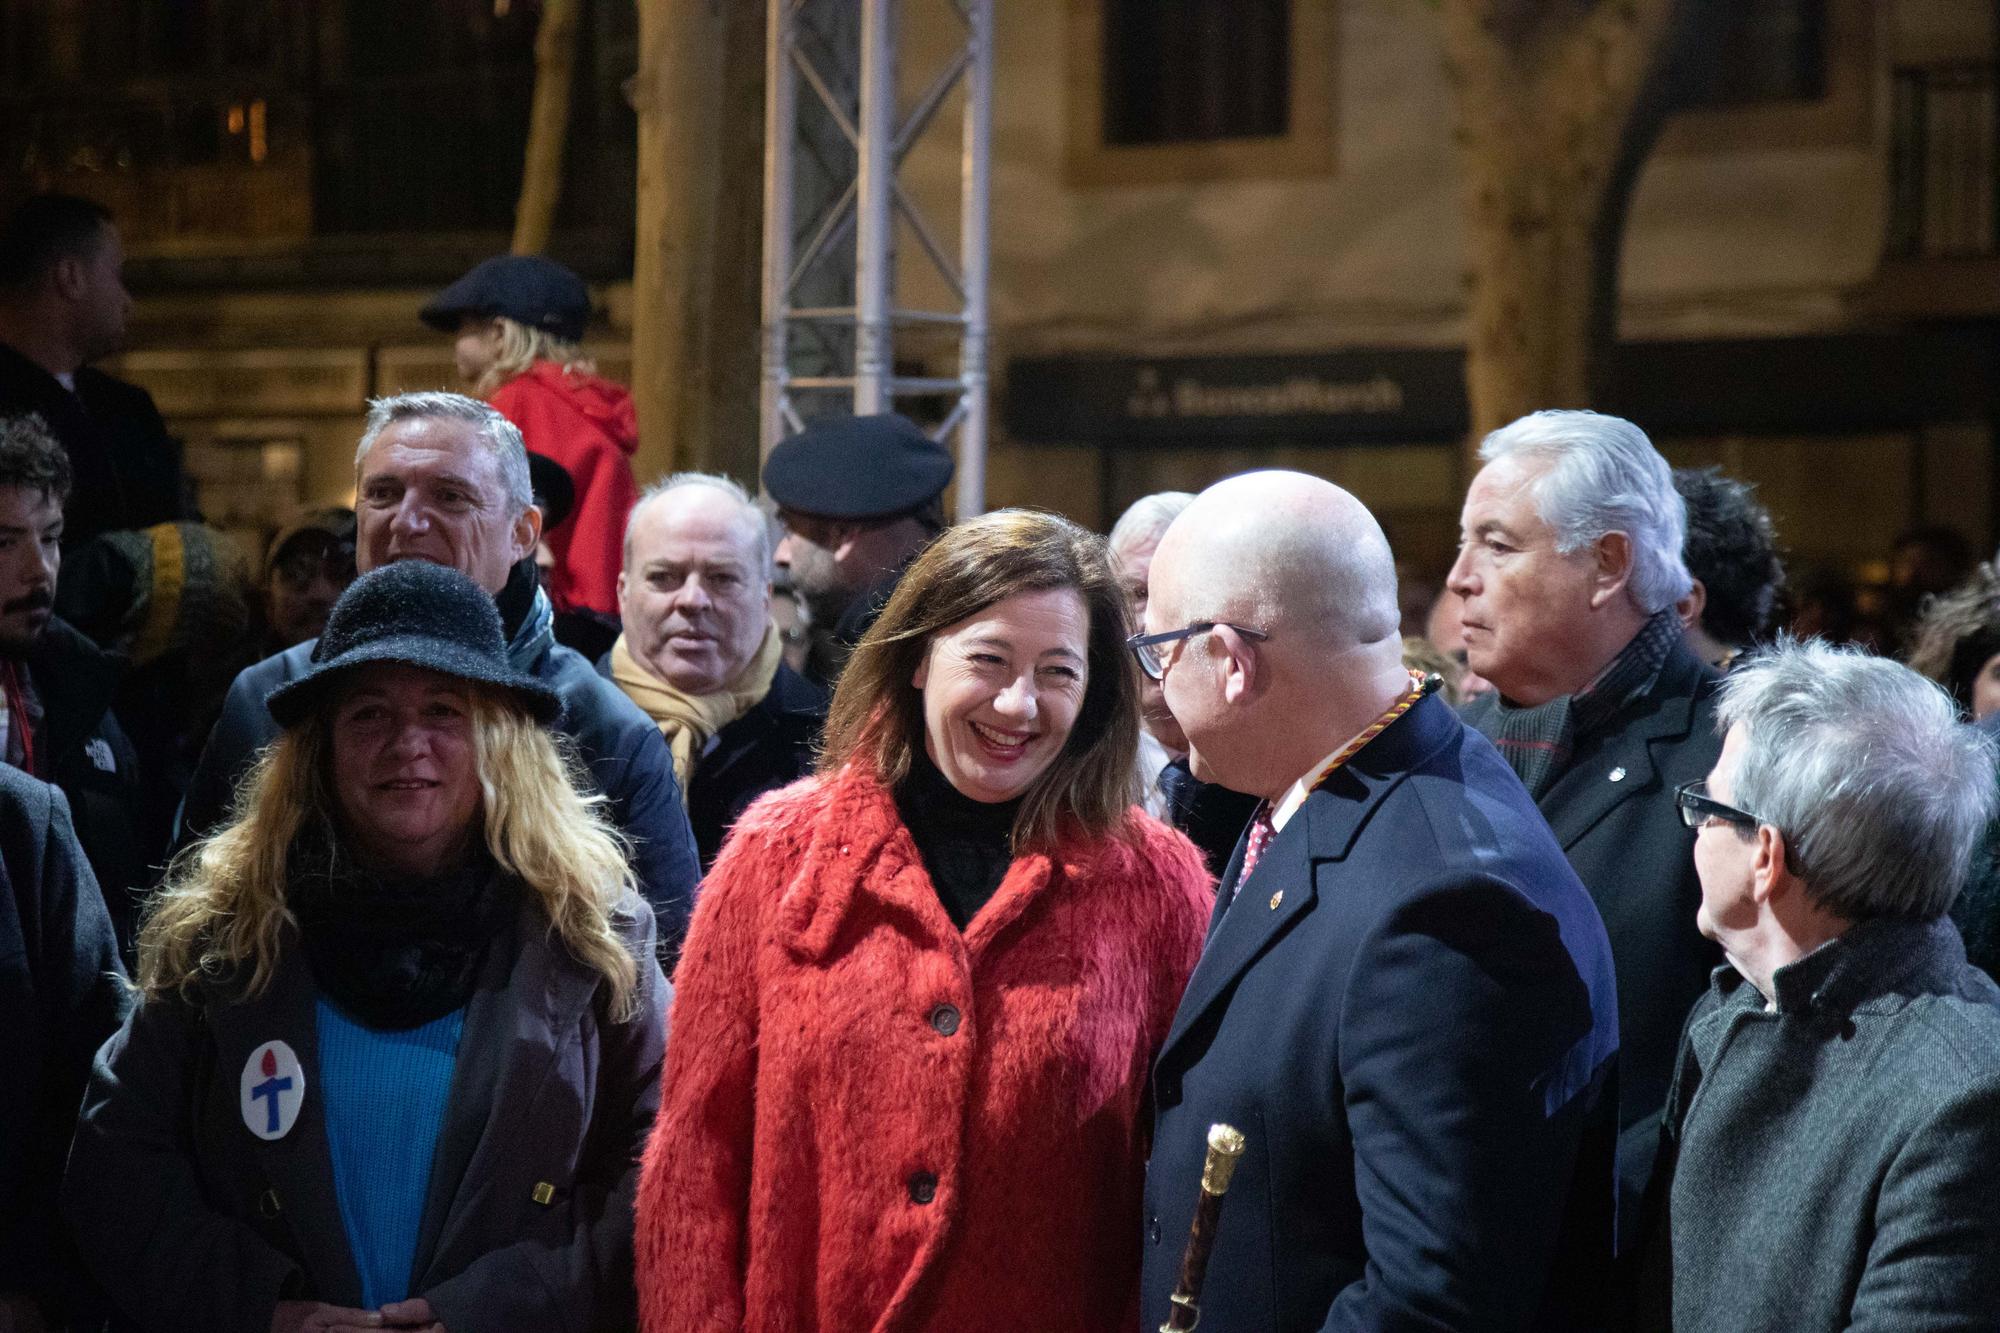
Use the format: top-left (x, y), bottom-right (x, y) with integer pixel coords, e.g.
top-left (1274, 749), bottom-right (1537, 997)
top-left (474, 315), bottom-right (596, 396)
top-left (139, 685), bottom-right (640, 1017)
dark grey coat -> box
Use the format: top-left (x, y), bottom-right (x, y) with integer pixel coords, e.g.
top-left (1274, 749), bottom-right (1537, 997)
top-left (1635, 915), bottom-right (2000, 1332)
top-left (1464, 638), bottom-right (1724, 1224)
top-left (63, 894), bottom-right (668, 1332)
top-left (0, 766), bottom-right (127, 1318)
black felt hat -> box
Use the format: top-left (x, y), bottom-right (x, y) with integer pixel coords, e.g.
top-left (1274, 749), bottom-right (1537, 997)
top-left (527, 451), bottom-right (575, 532)
top-left (419, 254), bottom-right (591, 343)
top-left (266, 561), bottom-right (562, 728)
top-left (762, 413), bottom-right (953, 521)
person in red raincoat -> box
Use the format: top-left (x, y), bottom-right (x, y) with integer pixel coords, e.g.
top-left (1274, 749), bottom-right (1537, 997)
top-left (421, 255), bottom-right (638, 620)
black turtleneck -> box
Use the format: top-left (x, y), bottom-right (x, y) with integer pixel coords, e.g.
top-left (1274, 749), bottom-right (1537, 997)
top-left (894, 747), bottom-right (1021, 930)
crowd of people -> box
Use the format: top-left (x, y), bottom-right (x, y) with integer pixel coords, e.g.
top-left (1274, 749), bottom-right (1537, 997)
top-left (6, 187), bottom-right (2000, 1333)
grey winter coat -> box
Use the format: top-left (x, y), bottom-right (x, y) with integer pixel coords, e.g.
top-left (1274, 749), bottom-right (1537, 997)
top-left (63, 892), bottom-right (668, 1332)
top-left (1635, 914), bottom-right (2000, 1332)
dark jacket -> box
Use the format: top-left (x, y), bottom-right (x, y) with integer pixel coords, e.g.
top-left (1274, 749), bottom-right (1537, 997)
top-left (595, 652), bottom-right (828, 869)
top-left (0, 767), bottom-right (127, 1318)
top-left (1949, 711), bottom-right (2000, 978)
top-left (23, 615), bottom-right (151, 953)
top-left (806, 558), bottom-right (912, 690)
top-left (179, 619), bottom-right (703, 952)
top-left (1143, 692), bottom-right (1621, 1331)
top-left (1160, 754), bottom-right (1261, 880)
top-left (1462, 639), bottom-right (1724, 1223)
top-left (1634, 916), bottom-right (2000, 1332)
top-left (64, 893), bottom-right (668, 1333)
top-left (0, 340), bottom-right (191, 547)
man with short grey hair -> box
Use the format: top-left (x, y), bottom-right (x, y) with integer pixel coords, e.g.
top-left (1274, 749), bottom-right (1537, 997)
top-left (1107, 490), bottom-right (1257, 876)
top-left (1451, 408), bottom-right (1722, 1225)
top-left (179, 392), bottom-right (702, 947)
top-left (1636, 640), bottom-right (2000, 1332)
top-left (605, 472), bottom-right (825, 868)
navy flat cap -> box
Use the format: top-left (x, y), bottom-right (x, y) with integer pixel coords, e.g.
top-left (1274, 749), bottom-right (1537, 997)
top-left (419, 254), bottom-right (591, 343)
top-left (267, 561), bottom-right (562, 728)
top-left (762, 413), bottom-right (954, 521)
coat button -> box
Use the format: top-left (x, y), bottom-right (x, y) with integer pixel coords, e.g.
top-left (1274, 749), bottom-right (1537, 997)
top-left (1147, 1214), bottom-right (1162, 1245)
top-left (929, 1003), bottom-right (961, 1036)
top-left (908, 1170), bottom-right (938, 1205)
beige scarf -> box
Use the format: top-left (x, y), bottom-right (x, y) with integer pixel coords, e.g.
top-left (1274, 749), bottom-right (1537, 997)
top-left (610, 623), bottom-right (783, 796)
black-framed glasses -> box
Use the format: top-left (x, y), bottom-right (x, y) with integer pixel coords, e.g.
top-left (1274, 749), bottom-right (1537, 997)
top-left (1125, 621), bottom-right (1269, 681)
top-left (1674, 780), bottom-right (1764, 832)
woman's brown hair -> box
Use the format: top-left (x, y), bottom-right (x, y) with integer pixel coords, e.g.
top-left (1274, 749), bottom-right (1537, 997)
top-left (820, 508), bottom-right (1141, 850)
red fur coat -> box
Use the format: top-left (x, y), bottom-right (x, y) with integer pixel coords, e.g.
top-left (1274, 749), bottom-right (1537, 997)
top-left (635, 762), bottom-right (1212, 1332)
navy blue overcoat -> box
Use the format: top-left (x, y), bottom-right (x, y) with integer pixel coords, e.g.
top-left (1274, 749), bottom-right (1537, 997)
top-left (1142, 691), bottom-right (1622, 1332)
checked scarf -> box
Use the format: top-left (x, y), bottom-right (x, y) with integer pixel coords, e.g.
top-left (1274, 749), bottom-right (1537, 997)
top-left (1489, 608), bottom-right (1680, 799)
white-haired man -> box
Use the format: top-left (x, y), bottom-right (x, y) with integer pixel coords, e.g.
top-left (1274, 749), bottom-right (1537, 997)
top-left (1142, 470), bottom-right (1619, 1330)
top-left (605, 473), bottom-right (827, 868)
top-left (179, 392), bottom-right (702, 948)
top-left (1635, 641), bottom-right (2000, 1331)
top-left (1450, 409), bottom-right (1722, 1224)
top-left (1108, 490), bottom-right (1257, 877)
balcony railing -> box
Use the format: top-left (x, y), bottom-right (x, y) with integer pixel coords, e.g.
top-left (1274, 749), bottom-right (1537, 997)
top-left (1887, 61), bottom-right (2000, 260)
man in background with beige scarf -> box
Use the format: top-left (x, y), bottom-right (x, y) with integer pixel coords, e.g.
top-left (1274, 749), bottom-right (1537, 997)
top-left (604, 474), bottom-right (828, 868)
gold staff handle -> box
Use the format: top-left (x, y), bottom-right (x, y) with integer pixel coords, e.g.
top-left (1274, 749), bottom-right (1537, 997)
top-left (1160, 1123), bottom-right (1247, 1333)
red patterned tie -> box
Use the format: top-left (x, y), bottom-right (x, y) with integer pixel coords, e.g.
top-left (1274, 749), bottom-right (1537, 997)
top-left (1228, 806), bottom-right (1276, 906)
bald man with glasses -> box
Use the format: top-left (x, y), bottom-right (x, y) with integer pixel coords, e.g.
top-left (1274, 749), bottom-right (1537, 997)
top-left (1137, 470), bottom-right (1622, 1333)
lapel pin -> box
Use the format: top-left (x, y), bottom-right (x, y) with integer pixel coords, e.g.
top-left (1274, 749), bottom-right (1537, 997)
top-left (239, 1040), bottom-right (305, 1141)
top-left (1269, 890), bottom-right (1284, 910)
top-left (1608, 767), bottom-right (1627, 783)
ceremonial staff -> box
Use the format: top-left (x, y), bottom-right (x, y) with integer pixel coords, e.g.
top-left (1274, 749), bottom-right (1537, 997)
top-left (1160, 1122), bottom-right (1246, 1332)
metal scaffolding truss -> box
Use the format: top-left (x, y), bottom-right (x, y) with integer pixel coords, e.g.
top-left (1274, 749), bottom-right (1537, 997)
top-left (760, 0), bottom-right (993, 519)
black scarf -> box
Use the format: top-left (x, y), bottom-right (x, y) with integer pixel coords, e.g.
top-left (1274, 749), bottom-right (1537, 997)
top-left (1490, 608), bottom-right (1681, 799)
top-left (287, 825), bottom-right (519, 1030)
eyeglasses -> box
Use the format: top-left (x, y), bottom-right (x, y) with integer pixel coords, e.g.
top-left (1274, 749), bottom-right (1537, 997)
top-left (1125, 621), bottom-right (1269, 681)
top-left (1674, 780), bottom-right (1765, 832)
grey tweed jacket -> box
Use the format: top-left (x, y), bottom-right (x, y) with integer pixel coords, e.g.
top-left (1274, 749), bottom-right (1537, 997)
top-left (1635, 914), bottom-right (2000, 1332)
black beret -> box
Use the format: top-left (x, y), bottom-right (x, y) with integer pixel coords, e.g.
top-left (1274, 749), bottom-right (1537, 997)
top-left (762, 413), bottom-right (954, 521)
top-left (419, 254), bottom-right (591, 343)
top-left (527, 451), bottom-right (575, 532)
top-left (266, 561), bottom-right (562, 728)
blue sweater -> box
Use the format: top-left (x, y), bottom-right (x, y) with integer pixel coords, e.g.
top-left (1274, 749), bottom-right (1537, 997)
top-left (315, 1001), bottom-right (466, 1309)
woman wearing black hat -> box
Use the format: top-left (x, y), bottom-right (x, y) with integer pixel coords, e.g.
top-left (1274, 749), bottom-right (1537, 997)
top-left (64, 560), bottom-right (667, 1332)
top-left (420, 254), bottom-right (639, 624)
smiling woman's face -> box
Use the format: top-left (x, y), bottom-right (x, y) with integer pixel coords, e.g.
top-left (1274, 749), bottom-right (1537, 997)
top-left (911, 587), bottom-right (1091, 804)
top-left (330, 663), bottom-right (483, 877)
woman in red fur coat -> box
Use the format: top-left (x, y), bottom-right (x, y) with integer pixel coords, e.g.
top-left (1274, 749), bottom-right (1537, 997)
top-left (635, 508), bottom-right (1213, 1332)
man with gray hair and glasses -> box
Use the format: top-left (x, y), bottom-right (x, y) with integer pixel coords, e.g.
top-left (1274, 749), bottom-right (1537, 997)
top-left (1107, 490), bottom-right (1258, 876)
top-left (178, 391), bottom-right (701, 948)
top-left (1451, 408), bottom-right (1722, 1227)
top-left (1633, 640), bottom-right (2000, 1332)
